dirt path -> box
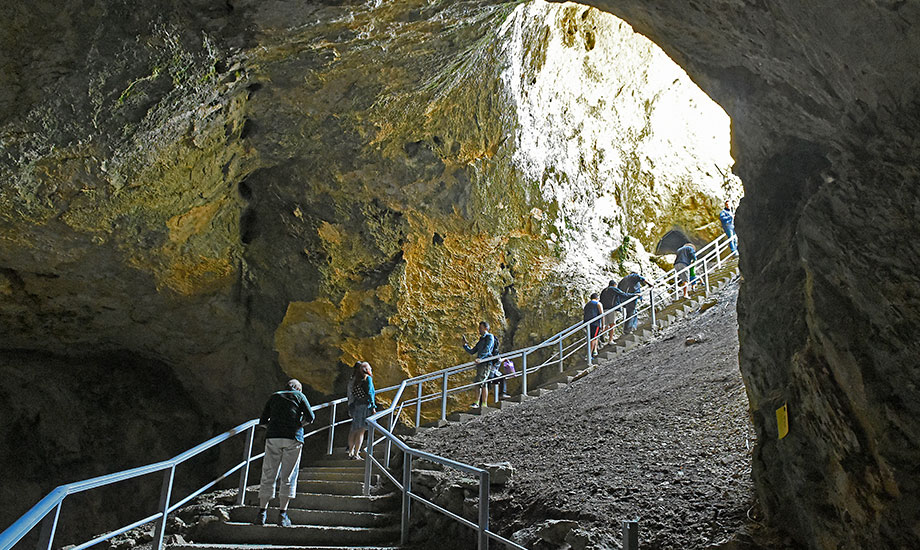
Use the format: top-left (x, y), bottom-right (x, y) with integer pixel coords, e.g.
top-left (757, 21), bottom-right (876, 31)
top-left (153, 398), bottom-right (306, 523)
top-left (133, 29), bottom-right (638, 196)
top-left (410, 279), bottom-right (770, 549)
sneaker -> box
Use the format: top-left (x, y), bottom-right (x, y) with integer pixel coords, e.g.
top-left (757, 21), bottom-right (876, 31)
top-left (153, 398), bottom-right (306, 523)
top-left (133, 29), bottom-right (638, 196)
top-left (500, 393), bottom-right (512, 399)
top-left (470, 402), bottom-right (481, 409)
top-left (278, 511), bottom-right (292, 527)
top-left (255, 508), bottom-right (267, 526)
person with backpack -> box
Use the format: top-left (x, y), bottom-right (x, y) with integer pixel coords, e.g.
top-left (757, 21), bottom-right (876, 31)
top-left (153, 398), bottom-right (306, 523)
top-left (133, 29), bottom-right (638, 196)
top-left (674, 242), bottom-right (697, 298)
top-left (346, 361), bottom-right (377, 460)
top-left (583, 293), bottom-right (604, 356)
top-left (617, 273), bottom-right (647, 334)
top-left (255, 379), bottom-right (314, 527)
top-left (462, 321), bottom-right (498, 408)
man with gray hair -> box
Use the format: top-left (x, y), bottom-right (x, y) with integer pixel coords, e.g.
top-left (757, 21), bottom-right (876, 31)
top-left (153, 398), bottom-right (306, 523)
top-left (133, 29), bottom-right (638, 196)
top-left (256, 379), bottom-right (314, 527)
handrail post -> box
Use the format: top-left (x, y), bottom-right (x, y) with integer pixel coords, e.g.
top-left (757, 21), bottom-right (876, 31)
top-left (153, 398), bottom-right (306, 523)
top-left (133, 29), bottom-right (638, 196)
top-left (36, 501), bottom-right (62, 550)
top-left (586, 324), bottom-right (593, 366)
top-left (363, 424), bottom-right (375, 496)
top-left (152, 465), bottom-right (176, 550)
top-left (558, 335), bottom-right (564, 373)
top-left (401, 453), bottom-right (412, 545)
top-left (703, 257), bottom-right (710, 296)
top-left (236, 424), bottom-right (256, 505)
top-left (415, 382), bottom-right (422, 428)
top-left (674, 269), bottom-right (679, 300)
top-left (715, 237), bottom-right (723, 268)
top-left (478, 470), bottom-right (490, 550)
top-left (385, 411), bottom-right (394, 468)
top-left (440, 372), bottom-right (448, 423)
top-left (521, 351), bottom-right (528, 396)
top-left (327, 402), bottom-right (337, 456)
top-left (649, 288), bottom-right (656, 330)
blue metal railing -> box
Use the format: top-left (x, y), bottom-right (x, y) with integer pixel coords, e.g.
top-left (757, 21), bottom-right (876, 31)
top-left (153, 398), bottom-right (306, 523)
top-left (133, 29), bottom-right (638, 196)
top-left (1, 233), bottom-right (738, 550)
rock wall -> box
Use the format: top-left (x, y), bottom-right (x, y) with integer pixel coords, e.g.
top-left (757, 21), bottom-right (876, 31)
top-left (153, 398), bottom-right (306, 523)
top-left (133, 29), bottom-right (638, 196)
top-left (0, 0), bottom-right (741, 540)
top-left (562, 1), bottom-right (920, 548)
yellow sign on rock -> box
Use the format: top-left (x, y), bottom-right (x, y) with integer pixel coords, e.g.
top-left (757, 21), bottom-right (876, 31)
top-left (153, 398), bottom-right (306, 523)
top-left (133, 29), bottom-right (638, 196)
top-left (776, 403), bottom-right (789, 440)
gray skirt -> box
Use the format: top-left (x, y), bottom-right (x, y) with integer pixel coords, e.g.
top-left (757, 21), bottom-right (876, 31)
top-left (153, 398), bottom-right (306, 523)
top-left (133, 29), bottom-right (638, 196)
top-left (349, 403), bottom-right (372, 432)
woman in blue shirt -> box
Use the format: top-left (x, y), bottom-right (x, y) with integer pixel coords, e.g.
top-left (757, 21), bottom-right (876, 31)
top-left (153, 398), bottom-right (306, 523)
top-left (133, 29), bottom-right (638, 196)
top-left (347, 361), bottom-right (377, 460)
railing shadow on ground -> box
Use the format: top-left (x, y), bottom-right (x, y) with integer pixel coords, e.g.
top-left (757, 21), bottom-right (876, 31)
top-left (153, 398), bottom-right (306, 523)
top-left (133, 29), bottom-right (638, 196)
top-left (0, 234), bottom-right (738, 550)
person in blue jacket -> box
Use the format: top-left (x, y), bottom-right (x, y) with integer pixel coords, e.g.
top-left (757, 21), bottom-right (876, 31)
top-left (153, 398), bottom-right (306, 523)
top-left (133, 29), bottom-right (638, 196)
top-left (720, 200), bottom-right (737, 253)
top-left (462, 321), bottom-right (498, 408)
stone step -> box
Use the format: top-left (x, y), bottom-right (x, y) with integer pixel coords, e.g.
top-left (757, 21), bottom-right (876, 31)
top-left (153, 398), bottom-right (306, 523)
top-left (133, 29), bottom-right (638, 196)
top-left (297, 468), bottom-right (369, 482)
top-left (505, 394), bottom-right (533, 403)
top-left (527, 388), bottom-right (552, 398)
top-left (466, 404), bottom-right (500, 416)
top-left (307, 458), bottom-right (371, 468)
top-left (286, 480), bottom-right (365, 496)
top-left (228, 506), bottom-right (396, 528)
top-left (244, 490), bottom-right (398, 512)
top-left (446, 412), bottom-right (477, 423)
top-left (191, 521), bottom-right (400, 547)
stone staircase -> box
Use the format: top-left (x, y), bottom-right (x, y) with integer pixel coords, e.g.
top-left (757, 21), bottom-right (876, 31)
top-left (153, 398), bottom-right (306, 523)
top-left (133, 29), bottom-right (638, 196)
top-left (600, 255), bottom-right (740, 359)
top-left (167, 257), bottom-right (739, 549)
top-left (171, 450), bottom-right (401, 550)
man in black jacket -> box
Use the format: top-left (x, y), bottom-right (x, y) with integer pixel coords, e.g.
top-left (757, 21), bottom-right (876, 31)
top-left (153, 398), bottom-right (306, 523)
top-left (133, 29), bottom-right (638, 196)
top-left (256, 379), bottom-right (315, 527)
top-left (617, 273), bottom-right (647, 334)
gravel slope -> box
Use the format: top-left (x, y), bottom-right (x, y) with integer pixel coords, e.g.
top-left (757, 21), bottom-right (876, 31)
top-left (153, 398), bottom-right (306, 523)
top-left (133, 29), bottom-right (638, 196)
top-left (410, 280), bottom-right (790, 549)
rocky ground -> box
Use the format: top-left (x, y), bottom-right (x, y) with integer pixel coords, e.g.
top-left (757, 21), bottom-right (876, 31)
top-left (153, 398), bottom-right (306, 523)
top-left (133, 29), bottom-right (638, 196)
top-left (409, 279), bottom-right (796, 549)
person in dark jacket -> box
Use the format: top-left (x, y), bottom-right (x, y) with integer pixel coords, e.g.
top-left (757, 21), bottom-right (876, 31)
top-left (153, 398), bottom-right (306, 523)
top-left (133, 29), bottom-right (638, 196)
top-left (617, 273), bottom-right (647, 333)
top-left (583, 293), bottom-right (604, 356)
top-left (256, 379), bottom-right (315, 527)
top-left (674, 243), bottom-right (696, 298)
top-left (600, 280), bottom-right (627, 340)
top-left (462, 321), bottom-right (498, 408)
top-left (347, 361), bottom-right (377, 460)
top-left (720, 200), bottom-right (737, 253)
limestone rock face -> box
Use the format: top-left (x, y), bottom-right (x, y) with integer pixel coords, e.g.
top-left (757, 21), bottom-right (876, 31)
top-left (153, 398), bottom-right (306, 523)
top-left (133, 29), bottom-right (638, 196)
top-left (564, 1), bottom-right (920, 548)
top-left (11, 0), bottom-right (919, 549)
top-left (0, 0), bottom-right (735, 533)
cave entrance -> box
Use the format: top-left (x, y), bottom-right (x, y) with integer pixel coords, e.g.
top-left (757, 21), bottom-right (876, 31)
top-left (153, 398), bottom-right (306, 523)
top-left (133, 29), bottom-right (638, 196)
top-left (655, 229), bottom-right (702, 255)
top-left (501, 0), bottom-right (742, 283)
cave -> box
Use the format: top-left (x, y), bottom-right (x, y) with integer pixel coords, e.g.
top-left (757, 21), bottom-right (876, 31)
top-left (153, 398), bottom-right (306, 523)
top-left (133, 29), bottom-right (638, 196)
top-left (2, 1), bottom-right (919, 549)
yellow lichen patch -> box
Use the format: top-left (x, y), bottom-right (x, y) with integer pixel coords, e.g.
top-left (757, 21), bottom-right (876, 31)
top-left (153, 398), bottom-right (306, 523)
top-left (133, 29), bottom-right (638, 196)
top-left (166, 199), bottom-right (226, 245)
top-left (339, 328), bottom-right (405, 390)
top-left (161, 255), bottom-right (235, 296)
top-left (317, 221), bottom-right (345, 245)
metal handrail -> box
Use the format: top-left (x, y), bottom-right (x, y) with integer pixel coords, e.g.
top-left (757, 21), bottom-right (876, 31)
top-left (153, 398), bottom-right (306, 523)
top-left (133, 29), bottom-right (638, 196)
top-left (1, 233), bottom-right (737, 550)
top-left (360, 234), bottom-right (738, 548)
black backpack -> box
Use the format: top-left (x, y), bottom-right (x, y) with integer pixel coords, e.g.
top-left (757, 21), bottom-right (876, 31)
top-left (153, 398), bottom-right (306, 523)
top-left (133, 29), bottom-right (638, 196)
top-left (490, 334), bottom-right (500, 363)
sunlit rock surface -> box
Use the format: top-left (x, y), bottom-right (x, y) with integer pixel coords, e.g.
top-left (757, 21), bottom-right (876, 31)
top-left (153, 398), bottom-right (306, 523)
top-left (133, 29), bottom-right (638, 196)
top-left (566, 1), bottom-right (920, 548)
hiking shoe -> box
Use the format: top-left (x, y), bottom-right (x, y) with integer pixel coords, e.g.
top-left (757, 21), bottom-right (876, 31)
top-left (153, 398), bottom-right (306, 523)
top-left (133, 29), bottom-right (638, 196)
top-left (255, 508), bottom-right (267, 526)
top-left (278, 511), bottom-right (292, 527)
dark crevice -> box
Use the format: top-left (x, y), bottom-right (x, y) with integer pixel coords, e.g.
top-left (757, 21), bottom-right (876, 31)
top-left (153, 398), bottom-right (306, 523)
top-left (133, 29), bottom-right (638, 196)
top-left (240, 208), bottom-right (258, 244)
top-left (500, 284), bottom-right (523, 351)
